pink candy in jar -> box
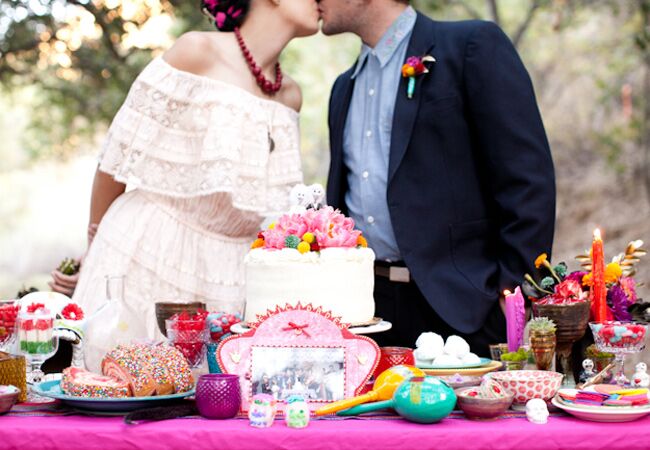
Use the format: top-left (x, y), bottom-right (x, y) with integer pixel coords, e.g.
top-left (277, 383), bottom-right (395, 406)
top-left (591, 322), bottom-right (647, 349)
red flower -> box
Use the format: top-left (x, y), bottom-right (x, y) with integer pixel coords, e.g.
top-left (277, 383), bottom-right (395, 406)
top-left (61, 303), bottom-right (84, 321)
top-left (554, 280), bottom-right (583, 300)
top-left (27, 303), bottom-right (45, 313)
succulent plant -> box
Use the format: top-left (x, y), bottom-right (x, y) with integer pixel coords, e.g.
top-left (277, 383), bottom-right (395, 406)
top-left (16, 286), bottom-right (38, 298)
top-left (58, 257), bottom-right (80, 276)
top-left (528, 317), bottom-right (556, 334)
top-left (585, 344), bottom-right (614, 359)
top-left (500, 347), bottom-right (530, 362)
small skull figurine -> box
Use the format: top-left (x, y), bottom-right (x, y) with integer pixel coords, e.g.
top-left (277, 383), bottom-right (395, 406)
top-left (285, 395), bottom-right (310, 428)
top-left (289, 184), bottom-right (314, 214)
top-left (578, 358), bottom-right (596, 384)
top-left (249, 394), bottom-right (277, 428)
top-left (308, 183), bottom-right (325, 209)
top-left (632, 362), bottom-right (650, 388)
top-left (525, 398), bottom-right (549, 424)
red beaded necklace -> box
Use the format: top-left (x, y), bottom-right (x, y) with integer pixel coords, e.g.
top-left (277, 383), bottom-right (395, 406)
top-left (234, 27), bottom-right (283, 95)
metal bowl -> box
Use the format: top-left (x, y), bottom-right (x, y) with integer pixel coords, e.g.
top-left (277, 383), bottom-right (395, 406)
top-left (0, 386), bottom-right (20, 415)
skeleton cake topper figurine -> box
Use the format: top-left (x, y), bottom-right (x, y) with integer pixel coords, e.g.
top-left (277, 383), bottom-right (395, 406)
top-left (288, 184), bottom-right (314, 214)
top-left (632, 362), bottom-right (650, 388)
top-left (525, 398), bottom-right (549, 424)
top-left (579, 359), bottom-right (596, 385)
top-left (308, 183), bottom-right (325, 210)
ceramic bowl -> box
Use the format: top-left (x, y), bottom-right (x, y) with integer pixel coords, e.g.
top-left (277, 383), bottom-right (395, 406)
top-left (456, 387), bottom-right (514, 420)
top-left (490, 370), bottom-right (563, 407)
top-left (0, 385), bottom-right (20, 414)
top-left (154, 301), bottom-right (206, 337)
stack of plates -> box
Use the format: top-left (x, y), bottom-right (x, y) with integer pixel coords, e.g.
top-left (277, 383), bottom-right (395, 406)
top-left (552, 387), bottom-right (650, 422)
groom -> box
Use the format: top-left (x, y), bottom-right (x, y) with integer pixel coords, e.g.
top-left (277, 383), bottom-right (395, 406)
top-left (319, 1), bottom-right (556, 356)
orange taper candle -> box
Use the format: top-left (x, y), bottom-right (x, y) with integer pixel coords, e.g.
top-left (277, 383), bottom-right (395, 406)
top-left (591, 228), bottom-right (607, 322)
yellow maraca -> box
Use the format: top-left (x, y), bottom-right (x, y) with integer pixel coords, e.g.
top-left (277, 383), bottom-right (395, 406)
top-left (314, 365), bottom-right (424, 416)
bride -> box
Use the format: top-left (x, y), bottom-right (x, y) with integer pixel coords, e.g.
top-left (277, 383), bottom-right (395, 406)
top-left (72, 0), bottom-right (318, 370)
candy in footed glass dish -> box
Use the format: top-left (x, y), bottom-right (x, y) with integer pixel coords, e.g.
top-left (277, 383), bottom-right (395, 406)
top-left (589, 321), bottom-right (648, 387)
top-left (16, 309), bottom-right (59, 402)
top-left (166, 312), bottom-right (209, 368)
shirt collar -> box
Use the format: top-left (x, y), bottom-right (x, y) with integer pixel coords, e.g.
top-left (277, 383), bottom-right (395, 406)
top-left (350, 6), bottom-right (417, 79)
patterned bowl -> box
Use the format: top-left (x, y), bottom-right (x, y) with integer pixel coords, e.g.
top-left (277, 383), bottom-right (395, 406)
top-left (456, 387), bottom-right (514, 420)
top-left (0, 385), bottom-right (20, 415)
top-left (490, 370), bottom-right (563, 406)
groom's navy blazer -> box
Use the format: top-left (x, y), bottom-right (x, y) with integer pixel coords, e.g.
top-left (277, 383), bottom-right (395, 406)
top-left (327, 12), bottom-right (556, 334)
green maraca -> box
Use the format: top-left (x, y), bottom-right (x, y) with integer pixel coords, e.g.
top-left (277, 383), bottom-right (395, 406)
top-left (337, 375), bottom-right (456, 424)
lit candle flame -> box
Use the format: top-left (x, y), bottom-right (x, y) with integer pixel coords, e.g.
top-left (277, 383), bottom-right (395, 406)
top-left (503, 290), bottom-right (512, 296)
top-left (594, 228), bottom-right (602, 240)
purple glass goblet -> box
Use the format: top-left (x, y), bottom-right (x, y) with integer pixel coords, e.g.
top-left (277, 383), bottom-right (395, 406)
top-left (196, 374), bottom-right (241, 419)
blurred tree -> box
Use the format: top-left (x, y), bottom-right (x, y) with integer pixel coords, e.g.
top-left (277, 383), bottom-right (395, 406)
top-left (0, 0), bottom-right (208, 159)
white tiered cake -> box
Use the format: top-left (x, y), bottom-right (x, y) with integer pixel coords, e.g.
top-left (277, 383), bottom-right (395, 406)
top-left (243, 201), bottom-right (376, 326)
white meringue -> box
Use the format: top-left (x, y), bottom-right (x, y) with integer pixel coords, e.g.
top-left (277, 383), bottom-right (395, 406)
top-left (461, 352), bottom-right (481, 365)
top-left (433, 354), bottom-right (462, 366)
top-left (415, 332), bottom-right (444, 358)
top-left (443, 335), bottom-right (470, 358)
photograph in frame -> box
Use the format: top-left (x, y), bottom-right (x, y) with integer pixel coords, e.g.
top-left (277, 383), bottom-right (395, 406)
top-left (251, 346), bottom-right (345, 402)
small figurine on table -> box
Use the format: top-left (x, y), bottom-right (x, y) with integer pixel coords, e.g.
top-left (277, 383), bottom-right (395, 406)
top-left (525, 398), bottom-right (549, 424)
top-left (632, 362), bottom-right (650, 388)
top-left (249, 394), bottom-right (277, 428)
top-left (285, 395), bottom-right (309, 429)
top-left (579, 359), bottom-right (596, 384)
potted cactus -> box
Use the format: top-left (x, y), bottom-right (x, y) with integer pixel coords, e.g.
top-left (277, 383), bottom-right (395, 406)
top-left (529, 317), bottom-right (556, 371)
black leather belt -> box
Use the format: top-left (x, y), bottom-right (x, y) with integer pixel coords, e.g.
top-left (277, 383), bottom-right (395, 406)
top-left (374, 261), bottom-right (410, 283)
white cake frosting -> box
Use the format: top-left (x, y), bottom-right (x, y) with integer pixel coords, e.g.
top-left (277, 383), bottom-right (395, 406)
top-left (244, 247), bottom-right (376, 325)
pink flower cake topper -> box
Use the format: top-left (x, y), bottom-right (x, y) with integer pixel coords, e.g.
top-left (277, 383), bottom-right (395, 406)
top-left (252, 206), bottom-right (367, 253)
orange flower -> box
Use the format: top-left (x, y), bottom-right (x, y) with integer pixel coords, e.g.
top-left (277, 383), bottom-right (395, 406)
top-left (582, 272), bottom-right (593, 287)
top-left (534, 253), bottom-right (548, 269)
top-left (604, 262), bottom-right (622, 284)
top-left (357, 235), bottom-right (368, 248)
top-left (251, 238), bottom-right (264, 249)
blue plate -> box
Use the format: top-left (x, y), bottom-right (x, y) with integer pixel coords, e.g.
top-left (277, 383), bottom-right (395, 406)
top-left (33, 379), bottom-right (195, 414)
top-left (416, 357), bottom-right (492, 370)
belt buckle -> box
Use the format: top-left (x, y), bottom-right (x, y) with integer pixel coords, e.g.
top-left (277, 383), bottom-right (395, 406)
top-left (389, 266), bottom-right (410, 283)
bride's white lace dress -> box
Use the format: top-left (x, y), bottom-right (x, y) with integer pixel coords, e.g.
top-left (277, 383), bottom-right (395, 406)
top-left (72, 57), bottom-right (302, 371)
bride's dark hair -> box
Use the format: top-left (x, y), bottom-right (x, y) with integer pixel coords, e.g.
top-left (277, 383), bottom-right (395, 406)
top-left (201, 0), bottom-right (251, 31)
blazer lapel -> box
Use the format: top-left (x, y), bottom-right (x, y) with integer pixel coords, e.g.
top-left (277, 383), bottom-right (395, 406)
top-left (328, 72), bottom-right (355, 209)
top-left (388, 13), bottom-right (437, 184)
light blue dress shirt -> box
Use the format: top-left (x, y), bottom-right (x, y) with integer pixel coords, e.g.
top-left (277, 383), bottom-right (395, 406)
top-left (342, 7), bottom-right (417, 262)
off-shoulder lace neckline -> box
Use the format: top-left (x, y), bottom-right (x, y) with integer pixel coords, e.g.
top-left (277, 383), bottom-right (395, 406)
top-left (157, 56), bottom-right (300, 117)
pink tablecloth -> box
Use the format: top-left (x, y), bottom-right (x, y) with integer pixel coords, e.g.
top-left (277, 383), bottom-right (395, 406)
top-left (2, 415), bottom-right (649, 450)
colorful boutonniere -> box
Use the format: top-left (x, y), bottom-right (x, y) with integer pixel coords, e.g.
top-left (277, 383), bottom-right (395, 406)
top-left (401, 55), bottom-right (436, 99)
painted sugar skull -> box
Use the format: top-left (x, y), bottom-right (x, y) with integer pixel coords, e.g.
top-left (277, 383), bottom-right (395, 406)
top-left (632, 362), bottom-right (650, 388)
top-left (249, 394), bottom-right (277, 428)
top-left (285, 395), bottom-right (309, 428)
top-left (525, 398), bottom-right (549, 424)
top-left (579, 358), bottom-right (596, 384)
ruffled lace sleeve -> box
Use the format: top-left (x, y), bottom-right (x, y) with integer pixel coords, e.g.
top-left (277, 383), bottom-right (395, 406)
top-left (98, 57), bottom-right (303, 216)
